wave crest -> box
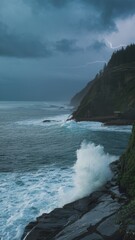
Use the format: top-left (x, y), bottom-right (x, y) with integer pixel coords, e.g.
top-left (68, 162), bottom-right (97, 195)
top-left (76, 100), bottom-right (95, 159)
top-left (59, 141), bottom-right (116, 204)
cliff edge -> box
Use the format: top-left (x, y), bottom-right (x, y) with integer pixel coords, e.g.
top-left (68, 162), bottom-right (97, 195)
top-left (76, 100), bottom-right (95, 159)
top-left (71, 45), bottom-right (135, 124)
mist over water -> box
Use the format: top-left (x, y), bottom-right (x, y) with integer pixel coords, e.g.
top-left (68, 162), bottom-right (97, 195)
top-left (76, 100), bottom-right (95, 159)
top-left (0, 101), bottom-right (132, 240)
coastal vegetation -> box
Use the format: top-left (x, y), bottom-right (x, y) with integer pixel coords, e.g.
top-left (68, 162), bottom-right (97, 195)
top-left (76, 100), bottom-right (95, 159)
top-left (71, 44), bottom-right (135, 125)
top-left (117, 123), bottom-right (135, 239)
top-left (119, 123), bottom-right (135, 198)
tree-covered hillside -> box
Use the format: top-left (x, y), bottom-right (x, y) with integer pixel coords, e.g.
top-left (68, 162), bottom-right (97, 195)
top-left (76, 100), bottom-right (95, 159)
top-left (71, 44), bottom-right (135, 124)
top-left (108, 44), bottom-right (135, 67)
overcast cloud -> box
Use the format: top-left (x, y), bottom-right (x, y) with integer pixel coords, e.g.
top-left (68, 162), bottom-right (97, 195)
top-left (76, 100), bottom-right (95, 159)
top-left (0, 0), bottom-right (135, 100)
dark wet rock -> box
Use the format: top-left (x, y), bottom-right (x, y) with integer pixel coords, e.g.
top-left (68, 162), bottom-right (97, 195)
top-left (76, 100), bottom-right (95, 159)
top-left (97, 214), bottom-right (120, 237)
top-left (123, 231), bottom-right (135, 240)
top-left (109, 186), bottom-right (122, 198)
top-left (80, 233), bottom-right (104, 240)
top-left (22, 207), bottom-right (82, 240)
top-left (43, 120), bottom-right (58, 123)
top-left (54, 198), bottom-right (120, 240)
top-left (22, 180), bottom-right (123, 240)
top-left (43, 119), bottom-right (59, 123)
top-left (127, 224), bottom-right (135, 232)
top-left (21, 179), bottom-right (131, 240)
top-left (21, 161), bottom-right (121, 240)
top-left (122, 226), bottom-right (135, 240)
top-left (43, 120), bottom-right (52, 123)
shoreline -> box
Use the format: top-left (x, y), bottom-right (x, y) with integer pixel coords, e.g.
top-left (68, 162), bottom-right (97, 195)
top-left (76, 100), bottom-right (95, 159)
top-left (68, 116), bottom-right (134, 126)
top-left (21, 161), bottom-right (132, 240)
top-left (21, 122), bottom-right (135, 240)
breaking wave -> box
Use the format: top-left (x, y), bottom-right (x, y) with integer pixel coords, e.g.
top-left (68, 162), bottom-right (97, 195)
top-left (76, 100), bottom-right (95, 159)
top-left (59, 141), bottom-right (117, 204)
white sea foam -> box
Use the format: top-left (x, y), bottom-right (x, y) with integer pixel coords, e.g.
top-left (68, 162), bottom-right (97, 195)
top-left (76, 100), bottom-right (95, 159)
top-left (0, 167), bottom-right (73, 240)
top-left (59, 141), bottom-right (116, 205)
top-left (0, 141), bottom-right (116, 240)
top-left (15, 114), bottom-right (69, 127)
top-left (63, 120), bottom-right (132, 133)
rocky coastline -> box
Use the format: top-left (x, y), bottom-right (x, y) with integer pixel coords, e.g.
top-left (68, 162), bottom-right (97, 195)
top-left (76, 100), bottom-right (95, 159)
top-left (21, 123), bottom-right (135, 240)
top-left (21, 160), bottom-right (134, 240)
top-left (68, 115), bottom-right (134, 126)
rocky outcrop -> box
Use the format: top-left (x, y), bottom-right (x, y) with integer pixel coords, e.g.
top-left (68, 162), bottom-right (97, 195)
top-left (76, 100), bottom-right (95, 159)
top-left (71, 45), bottom-right (135, 124)
top-left (21, 161), bottom-right (133, 240)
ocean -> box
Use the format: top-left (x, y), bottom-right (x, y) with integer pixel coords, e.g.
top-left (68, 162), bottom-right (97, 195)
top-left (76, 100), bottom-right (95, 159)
top-left (0, 101), bottom-right (132, 240)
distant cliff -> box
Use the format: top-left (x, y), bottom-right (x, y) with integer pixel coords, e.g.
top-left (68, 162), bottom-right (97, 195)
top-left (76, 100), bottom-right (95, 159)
top-left (70, 80), bottom-right (94, 107)
top-left (71, 44), bottom-right (135, 124)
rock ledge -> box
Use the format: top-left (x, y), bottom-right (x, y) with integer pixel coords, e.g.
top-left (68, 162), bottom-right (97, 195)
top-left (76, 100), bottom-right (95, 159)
top-left (21, 161), bottom-right (133, 240)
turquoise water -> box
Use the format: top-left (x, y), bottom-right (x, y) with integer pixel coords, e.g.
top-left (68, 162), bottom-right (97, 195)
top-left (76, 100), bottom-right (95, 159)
top-left (0, 101), bottom-right (132, 239)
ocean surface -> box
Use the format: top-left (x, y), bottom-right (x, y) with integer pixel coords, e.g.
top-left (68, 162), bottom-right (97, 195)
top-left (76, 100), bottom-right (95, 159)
top-left (0, 101), bottom-right (132, 240)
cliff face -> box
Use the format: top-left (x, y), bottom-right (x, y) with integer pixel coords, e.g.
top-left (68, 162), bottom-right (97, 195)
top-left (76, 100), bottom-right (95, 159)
top-left (119, 123), bottom-right (135, 198)
top-left (72, 63), bottom-right (135, 121)
top-left (72, 45), bottom-right (135, 123)
top-left (70, 80), bottom-right (94, 107)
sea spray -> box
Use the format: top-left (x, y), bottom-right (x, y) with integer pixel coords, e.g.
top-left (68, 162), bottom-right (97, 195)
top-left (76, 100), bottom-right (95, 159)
top-left (59, 141), bottom-right (117, 205)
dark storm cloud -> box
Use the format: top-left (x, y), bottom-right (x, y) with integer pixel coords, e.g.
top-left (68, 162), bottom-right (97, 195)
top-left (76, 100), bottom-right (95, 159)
top-left (87, 40), bottom-right (107, 51)
top-left (24, 0), bottom-right (70, 8)
top-left (26, 0), bottom-right (135, 25)
top-left (0, 22), bottom-right (51, 58)
top-left (0, 19), bottom-right (81, 57)
top-left (54, 39), bottom-right (83, 54)
top-left (86, 0), bottom-right (135, 19)
top-left (23, 0), bottom-right (135, 37)
top-left (0, 0), bottom-right (135, 58)
top-left (0, 0), bottom-right (134, 101)
top-left (79, 0), bottom-right (135, 32)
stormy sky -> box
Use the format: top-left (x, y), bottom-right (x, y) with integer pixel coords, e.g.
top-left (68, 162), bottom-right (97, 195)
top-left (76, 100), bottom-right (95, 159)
top-left (0, 0), bottom-right (135, 101)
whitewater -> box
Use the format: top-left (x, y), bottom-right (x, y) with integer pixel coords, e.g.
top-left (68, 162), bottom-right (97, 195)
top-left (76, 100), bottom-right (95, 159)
top-left (0, 101), bottom-right (132, 240)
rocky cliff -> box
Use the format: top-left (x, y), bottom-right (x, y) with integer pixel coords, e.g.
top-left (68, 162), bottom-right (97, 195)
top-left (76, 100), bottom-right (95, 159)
top-left (70, 80), bottom-right (94, 107)
top-left (71, 45), bottom-right (135, 124)
top-left (21, 160), bottom-right (124, 240)
top-left (21, 159), bottom-right (135, 240)
top-left (119, 123), bottom-right (135, 197)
